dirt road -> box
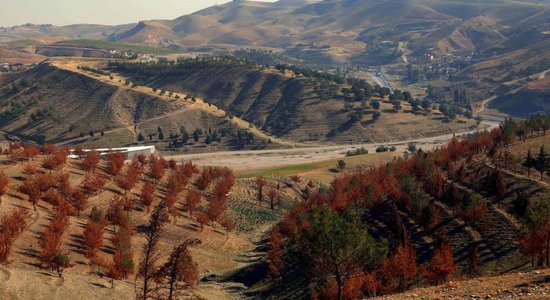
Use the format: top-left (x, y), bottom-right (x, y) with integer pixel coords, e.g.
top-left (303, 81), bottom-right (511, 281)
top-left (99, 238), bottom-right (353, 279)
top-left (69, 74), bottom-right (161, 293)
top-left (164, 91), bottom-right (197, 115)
top-left (166, 121), bottom-right (499, 172)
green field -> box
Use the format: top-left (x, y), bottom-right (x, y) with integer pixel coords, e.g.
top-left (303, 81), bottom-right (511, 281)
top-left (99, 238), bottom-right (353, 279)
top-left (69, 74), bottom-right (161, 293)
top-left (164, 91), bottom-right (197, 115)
top-left (54, 39), bottom-right (180, 55)
top-left (237, 160), bottom-right (333, 179)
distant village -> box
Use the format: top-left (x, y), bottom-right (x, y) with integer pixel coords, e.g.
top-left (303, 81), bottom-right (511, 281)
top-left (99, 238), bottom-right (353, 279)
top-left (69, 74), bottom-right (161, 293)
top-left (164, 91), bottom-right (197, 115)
top-left (107, 49), bottom-right (158, 63)
top-left (0, 62), bottom-right (36, 73)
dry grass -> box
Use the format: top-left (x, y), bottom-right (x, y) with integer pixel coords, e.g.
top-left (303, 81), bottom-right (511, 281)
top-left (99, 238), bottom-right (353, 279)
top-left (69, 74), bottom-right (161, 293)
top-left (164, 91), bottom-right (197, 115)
top-left (0, 154), bottom-right (298, 299)
top-left (374, 269), bottom-right (550, 300)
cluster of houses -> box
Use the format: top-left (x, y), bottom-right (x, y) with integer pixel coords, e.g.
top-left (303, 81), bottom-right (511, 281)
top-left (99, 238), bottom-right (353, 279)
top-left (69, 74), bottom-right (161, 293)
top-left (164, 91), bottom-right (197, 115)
top-left (107, 49), bottom-right (138, 59)
top-left (105, 50), bottom-right (158, 62)
top-left (0, 62), bottom-right (23, 73)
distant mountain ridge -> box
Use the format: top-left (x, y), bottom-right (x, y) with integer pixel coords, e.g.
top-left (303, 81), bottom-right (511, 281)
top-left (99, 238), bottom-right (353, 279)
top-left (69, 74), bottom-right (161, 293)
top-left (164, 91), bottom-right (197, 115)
top-left (1, 0), bottom-right (548, 64)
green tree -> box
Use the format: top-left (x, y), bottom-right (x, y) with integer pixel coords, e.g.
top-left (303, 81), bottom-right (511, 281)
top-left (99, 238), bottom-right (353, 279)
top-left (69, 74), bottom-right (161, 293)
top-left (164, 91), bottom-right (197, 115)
top-left (524, 149), bottom-right (535, 177)
top-left (193, 130), bottom-right (199, 142)
top-left (536, 146), bottom-right (549, 180)
top-left (337, 160), bottom-right (346, 171)
top-left (295, 206), bottom-right (387, 300)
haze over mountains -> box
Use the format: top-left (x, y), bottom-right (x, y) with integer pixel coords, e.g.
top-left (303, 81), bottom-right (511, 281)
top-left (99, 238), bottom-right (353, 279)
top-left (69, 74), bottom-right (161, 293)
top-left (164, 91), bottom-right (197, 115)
top-left (1, 0), bottom-right (548, 64)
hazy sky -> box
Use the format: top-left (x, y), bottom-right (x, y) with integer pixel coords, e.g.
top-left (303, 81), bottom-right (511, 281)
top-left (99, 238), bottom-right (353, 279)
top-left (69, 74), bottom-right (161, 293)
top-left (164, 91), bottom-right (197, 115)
top-left (0, 0), bottom-right (276, 27)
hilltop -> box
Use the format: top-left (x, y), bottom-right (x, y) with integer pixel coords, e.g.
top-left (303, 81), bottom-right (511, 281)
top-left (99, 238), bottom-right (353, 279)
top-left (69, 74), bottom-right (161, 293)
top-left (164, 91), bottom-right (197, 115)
top-left (0, 58), bottom-right (295, 151)
top-left (0, 57), bottom-right (476, 148)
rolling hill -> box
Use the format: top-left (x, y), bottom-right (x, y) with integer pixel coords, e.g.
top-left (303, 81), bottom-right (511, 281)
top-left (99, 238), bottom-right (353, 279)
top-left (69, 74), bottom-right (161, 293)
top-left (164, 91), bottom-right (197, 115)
top-left (0, 58), bottom-right (476, 148)
top-left (0, 61), bottom-right (287, 152)
top-left (2, 0), bottom-right (549, 65)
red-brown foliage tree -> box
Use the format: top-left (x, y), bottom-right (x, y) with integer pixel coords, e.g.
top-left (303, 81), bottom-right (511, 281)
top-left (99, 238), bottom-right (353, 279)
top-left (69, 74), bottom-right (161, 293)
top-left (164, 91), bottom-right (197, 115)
top-left (19, 178), bottom-right (42, 210)
top-left (71, 189), bottom-right (89, 216)
top-left (39, 207), bottom-right (71, 274)
top-left (43, 189), bottom-right (63, 208)
top-left (23, 144), bottom-right (41, 160)
top-left (267, 230), bottom-right (285, 277)
top-left (460, 194), bottom-right (487, 227)
top-left (116, 167), bottom-right (139, 195)
top-left (196, 167), bottom-right (214, 190)
top-left (121, 196), bottom-right (134, 215)
top-left (22, 162), bottom-right (37, 177)
top-left (0, 173), bottom-right (9, 202)
top-left (107, 196), bottom-right (126, 229)
top-left (211, 170), bottom-right (235, 203)
top-left (42, 155), bottom-right (61, 172)
top-left (168, 159), bottom-right (177, 171)
top-left (83, 209), bottom-right (107, 261)
top-left (83, 174), bottom-right (107, 195)
top-left (518, 228), bottom-right (548, 267)
top-left (255, 176), bottom-right (267, 204)
top-left (362, 272), bottom-right (380, 297)
top-left (57, 172), bottom-right (73, 199)
top-left (109, 221), bottom-right (135, 280)
top-left (155, 239), bottom-right (201, 299)
top-left (35, 173), bottom-right (56, 193)
top-left (166, 173), bottom-right (184, 196)
top-left (136, 154), bottom-right (148, 170)
top-left (0, 209), bottom-right (30, 263)
top-left (426, 241), bottom-right (458, 285)
top-left (196, 213), bottom-right (209, 232)
top-left (82, 150), bottom-right (100, 173)
top-left (267, 188), bottom-right (278, 210)
top-left (42, 144), bottom-right (57, 155)
top-left (140, 182), bottom-right (156, 212)
top-left (184, 189), bottom-right (201, 219)
top-left (149, 155), bottom-right (166, 183)
top-left (219, 218), bottom-right (234, 234)
top-left (206, 198), bottom-right (225, 223)
top-left (74, 145), bottom-right (85, 158)
top-left (378, 243), bottom-right (417, 293)
top-left (106, 151), bottom-right (126, 177)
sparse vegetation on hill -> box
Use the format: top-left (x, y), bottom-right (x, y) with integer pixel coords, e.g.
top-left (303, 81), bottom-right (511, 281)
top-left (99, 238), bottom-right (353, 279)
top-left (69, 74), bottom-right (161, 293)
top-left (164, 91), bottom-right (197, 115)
top-left (107, 57), bottom-right (475, 143)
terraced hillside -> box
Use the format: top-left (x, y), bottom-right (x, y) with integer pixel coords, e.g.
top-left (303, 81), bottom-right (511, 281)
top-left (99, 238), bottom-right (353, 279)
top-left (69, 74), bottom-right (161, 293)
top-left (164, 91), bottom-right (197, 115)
top-left (227, 122), bottom-right (550, 299)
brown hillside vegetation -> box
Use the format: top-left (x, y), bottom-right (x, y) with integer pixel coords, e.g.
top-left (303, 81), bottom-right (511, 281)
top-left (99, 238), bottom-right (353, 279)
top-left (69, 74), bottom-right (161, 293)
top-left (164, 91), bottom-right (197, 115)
top-left (0, 113), bottom-right (550, 299)
top-left (233, 118), bottom-right (550, 299)
top-left (0, 145), bottom-right (303, 299)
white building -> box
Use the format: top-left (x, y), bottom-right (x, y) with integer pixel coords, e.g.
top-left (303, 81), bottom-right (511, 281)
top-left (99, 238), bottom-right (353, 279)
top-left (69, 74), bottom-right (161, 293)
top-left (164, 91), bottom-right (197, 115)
top-left (71, 145), bottom-right (156, 160)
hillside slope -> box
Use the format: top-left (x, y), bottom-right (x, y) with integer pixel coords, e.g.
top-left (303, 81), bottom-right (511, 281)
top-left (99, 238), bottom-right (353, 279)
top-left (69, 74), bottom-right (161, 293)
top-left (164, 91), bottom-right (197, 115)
top-left (109, 60), bottom-right (476, 144)
top-left (0, 62), bottom-right (281, 151)
top-left (375, 269), bottom-right (550, 299)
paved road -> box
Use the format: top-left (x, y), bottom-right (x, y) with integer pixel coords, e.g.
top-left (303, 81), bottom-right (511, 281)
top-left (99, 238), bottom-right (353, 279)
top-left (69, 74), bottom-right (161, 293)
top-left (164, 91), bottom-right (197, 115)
top-left (370, 71), bottom-right (394, 94)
